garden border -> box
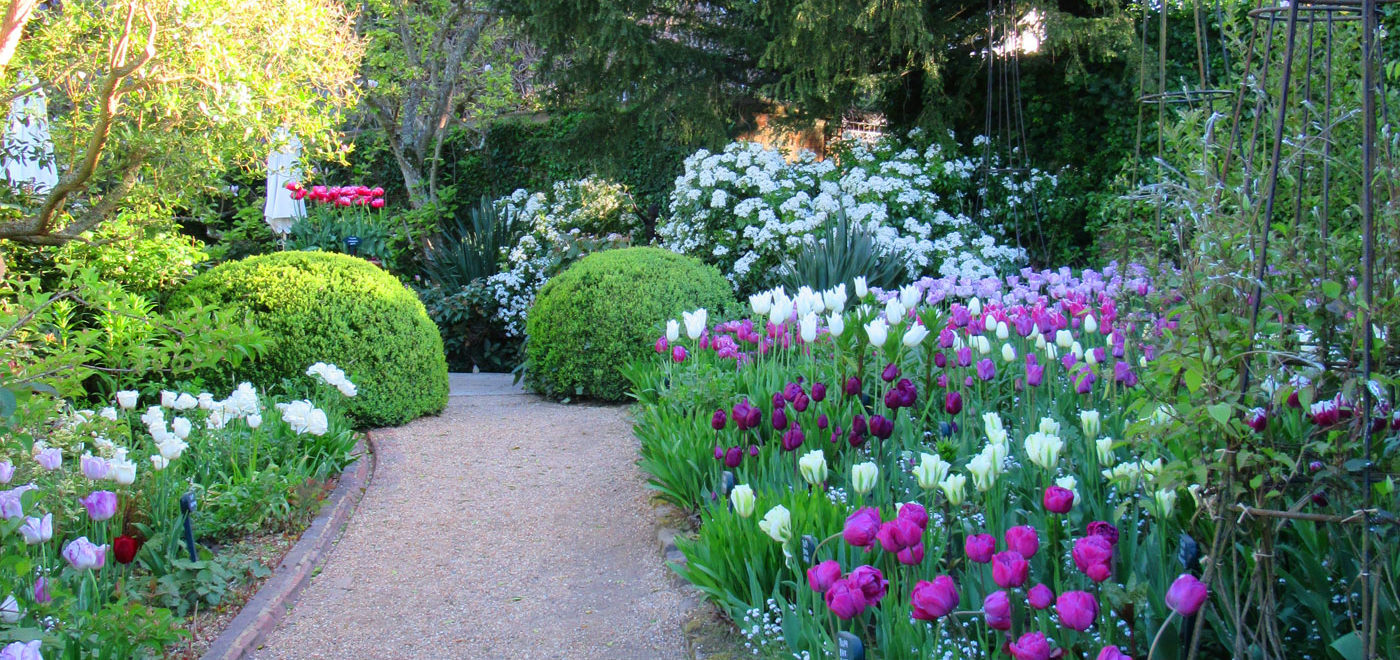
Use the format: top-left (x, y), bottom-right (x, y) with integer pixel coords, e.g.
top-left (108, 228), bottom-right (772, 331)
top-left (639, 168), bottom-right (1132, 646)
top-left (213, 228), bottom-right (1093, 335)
top-left (200, 432), bottom-right (378, 660)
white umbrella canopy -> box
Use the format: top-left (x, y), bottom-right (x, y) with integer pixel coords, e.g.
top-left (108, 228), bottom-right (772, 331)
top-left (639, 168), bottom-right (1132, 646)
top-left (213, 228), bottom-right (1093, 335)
top-left (263, 129), bottom-right (305, 235)
top-left (3, 75), bottom-right (58, 194)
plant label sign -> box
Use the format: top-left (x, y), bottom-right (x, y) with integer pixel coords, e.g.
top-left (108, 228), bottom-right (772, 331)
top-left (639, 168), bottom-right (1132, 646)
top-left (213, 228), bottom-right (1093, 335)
top-left (837, 632), bottom-right (865, 660)
top-left (801, 534), bottom-right (818, 564)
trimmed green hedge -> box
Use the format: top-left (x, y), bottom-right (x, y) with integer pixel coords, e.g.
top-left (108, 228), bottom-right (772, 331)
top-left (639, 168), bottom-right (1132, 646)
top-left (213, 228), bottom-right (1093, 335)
top-left (174, 252), bottom-right (448, 426)
top-left (525, 247), bottom-right (733, 401)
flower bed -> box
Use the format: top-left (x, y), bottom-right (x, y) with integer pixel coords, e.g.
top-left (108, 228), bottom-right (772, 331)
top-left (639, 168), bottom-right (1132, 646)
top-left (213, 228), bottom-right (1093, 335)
top-left (0, 364), bottom-right (361, 657)
top-left (626, 267), bottom-right (1396, 659)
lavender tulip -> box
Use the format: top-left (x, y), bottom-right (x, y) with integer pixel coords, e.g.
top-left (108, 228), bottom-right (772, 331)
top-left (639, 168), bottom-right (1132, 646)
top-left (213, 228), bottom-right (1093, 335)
top-left (62, 537), bottom-right (108, 570)
top-left (80, 491), bottom-right (118, 521)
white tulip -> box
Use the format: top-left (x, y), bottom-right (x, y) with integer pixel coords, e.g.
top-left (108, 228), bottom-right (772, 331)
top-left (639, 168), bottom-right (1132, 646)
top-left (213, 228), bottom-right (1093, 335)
top-left (1034, 333), bottom-right (1047, 350)
top-left (172, 417), bottom-right (192, 440)
top-left (758, 505), bottom-right (792, 542)
top-left (750, 291), bottom-right (773, 316)
top-left (683, 308), bottom-right (708, 340)
top-left (902, 323), bottom-right (929, 348)
top-left (1038, 416), bottom-right (1061, 436)
top-left (983, 412), bottom-right (1007, 445)
top-left (160, 391), bottom-right (177, 408)
top-left (968, 297), bottom-right (982, 316)
top-left (798, 449), bottom-right (828, 485)
top-left (771, 291), bottom-right (795, 325)
top-left (116, 390), bottom-right (139, 410)
top-left (1055, 329), bottom-right (1074, 349)
top-left (865, 318), bottom-right (888, 348)
top-left (247, 413), bottom-right (263, 429)
top-left (884, 298), bottom-right (906, 325)
top-left (0, 594), bottom-right (20, 623)
top-left (665, 319), bottom-right (680, 342)
top-left (899, 285), bottom-right (921, 310)
top-left (730, 484), bottom-right (756, 518)
top-left (967, 450), bottom-right (998, 492)
top-left (940, 474), bottom-right (967, 506)
top-left (109, 457), bottom-right (136, 485)
top-left (995, 321), bottom-right (1009, 340)
top-left (972, 335), bottom-right (991, 355)
top-left (1080, 410), bottom-right (1101, 440)
top-left (99, 407), bottom-right (118, 421)
top-left (1096, 437), bottom-right (1116, 466)
top-left (197, 392), bottom-right (216, 410)
top-left (851, 462), bottom-right (879, 494)
top-left (823, 284), bottom-right (847, 313)
top-left (799, 313), bottom-right (819, 343)
top-left (1153, 489), bottom-right (1178, 518)
top-left (983, 314), bottom-right (997, 332)
top-left (1001, 343), bottom-right (1016, 363)
top-left (827, 312), bottom-right (845, 338)
top-left (1084, 315), bottom-right (1099, 335)
top-left (1071, 341), bottom-right (1084, 360)
top-left (150, 455), bottom-right (169, 471)
top-left (158, 437), bottom-right (187, 461)
top-left (914, 453), bottom-right (949, 490)
top-left (853, 276), bottom-right (868, 298)
top-left (173, 393), bottom-right (198, 411)
top-left (1024, 431), bottom-right (1064, 470)
top-left (1085, 347), bottom-right (1098, 365)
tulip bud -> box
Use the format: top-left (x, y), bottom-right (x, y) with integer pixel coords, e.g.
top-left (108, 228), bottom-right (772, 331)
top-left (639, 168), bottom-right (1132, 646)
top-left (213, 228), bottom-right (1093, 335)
top-left (666, 320), bottom-right (680, 342)
top-left (939, 475), bottom-right (967, 506)
top-left (799, 449), bottom-right (828, 485)
top-left (730, 484), bottom-right (756, 518)
top-left (851, 462), bottom-right (879, 494)
top-left (914, 452), bottom-right (949, 490)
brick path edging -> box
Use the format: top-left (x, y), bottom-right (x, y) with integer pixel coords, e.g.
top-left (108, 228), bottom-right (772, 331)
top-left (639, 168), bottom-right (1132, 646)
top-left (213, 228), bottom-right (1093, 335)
top-left (201, 431), bottom-right (379, 660)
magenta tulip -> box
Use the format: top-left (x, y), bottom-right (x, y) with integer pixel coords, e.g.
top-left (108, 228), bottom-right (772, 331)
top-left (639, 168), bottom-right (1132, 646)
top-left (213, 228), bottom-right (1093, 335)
top-left (1043, 485), bottom-right (1075, 513)
top-left (984, 590), bottom-right (1012, 630)
top-left (896, 542), bottom-right (925, 565)
top-left (671, 345), bottom-right (687, 363)
top-left (1165, 574), bottom-right (1209, 616)
top-left (1097, 646), bottom-right (1133, 660)
top-left (965, 533), bottom-right (995, 563)
top-left (848, 565), bottom-right (887, 604)
top-left (1009, 632), bottom-right (1052, 660)
top-left (842, 508), bottom-right (881, 548)
top-left (807, 560), bottom-right (842, 593)
top-left (1072, 535), bottom-right (1114, 582)
top-left (910, 576), bottom-right (958, 621)
top-left (1087, 521), bottom-right (1120, 545)
top-left (897, 502), bottom-right (928, 529)
top-left (1028, 583), bottom-right (1054, 610)
top-left (1056, 590), bottom-right (1099, 631)
top-left (992, 550), bottom-right (1030, 588)
top-left (1005, 525), bottom-right (1040, 558)
top-left (824, 578), bottom-right (867, 619)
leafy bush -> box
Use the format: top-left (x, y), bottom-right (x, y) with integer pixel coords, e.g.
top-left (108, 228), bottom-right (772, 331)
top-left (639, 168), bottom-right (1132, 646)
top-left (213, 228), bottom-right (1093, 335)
top-left (524, 247), bottom-right (733, 401)
top-left (51, 214), bottom-right (208, 298)
top-left (174, 252), bottom-right (448, 426)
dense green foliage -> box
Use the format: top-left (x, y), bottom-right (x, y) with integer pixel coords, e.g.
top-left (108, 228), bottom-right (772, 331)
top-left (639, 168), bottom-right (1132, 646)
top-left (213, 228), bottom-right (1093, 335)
top-left (524, 247), bottom-right (733, 400)
top-left (174, 252), bottom-right (448, 426)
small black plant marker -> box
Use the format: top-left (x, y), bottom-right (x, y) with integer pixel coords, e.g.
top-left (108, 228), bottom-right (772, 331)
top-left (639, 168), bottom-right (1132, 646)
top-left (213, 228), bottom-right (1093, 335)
top-left (720, 470), bottom-right (735, 498)
top-left (344, 235), bottom-right (361, 256)
top-left (837, 631), bottom-right (865, 660)
top-left (801, 534), bottom-right (818, 565)
top-left (180, 492), bottom-right (198, 562)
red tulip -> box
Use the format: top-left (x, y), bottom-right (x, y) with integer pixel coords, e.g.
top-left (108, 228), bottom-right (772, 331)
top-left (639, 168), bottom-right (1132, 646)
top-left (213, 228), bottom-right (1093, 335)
top-left (113, 535), bottom-right (142, 565)
top-left (371, 186), bottom-right (385, 197)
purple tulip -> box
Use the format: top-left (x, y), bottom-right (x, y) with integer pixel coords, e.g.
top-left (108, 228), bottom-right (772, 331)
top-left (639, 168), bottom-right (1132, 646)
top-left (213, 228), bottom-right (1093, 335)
top-left (748, 444), bottom-right (759, 456)
top-left (810, 382), bottom-right (826, 402)
top-left (81, 455), bottom-right (109, 481)
top-left (1097, 646), bottom-right (1133, 660)
top-left (671, 345), bottom-right (688, 363)
top-left (62, 536), bottom-right (108, 570)
top-left (992, 550), bottom-right (1030, 588)
top-left (35, 448), bottom-right (61, 471)
top-left (933, 351), bottom-right (947, 368)
top-left (868, 415), bottom-right (893, 440)
top-left (897, 502), bottom-right (928, 528)
top-left (881, 363), bottom-right (900, 382)
top-left (772, 392), bottom-right (786, 410)
top-left (984, 590), bottom-right (1012, 630)
top-left (1165, 574), bottom-right (1210, 616)
top-left (965, 533), bottom-right (995, 563)
top-left (654, 336), bottom-right (668, 353)
top-left (824, 578), bottom-right (867, 620)
top-left (910, 575), bottom-right (959, 620)
top-left (1074, 366), bottom-right (1096, 394)
top-left (80, 491), bottom-right (118, 521)
top-left (32, 576), bottom-right (50, 604)
top-left (0, 461), bottom-right (12, 484)
top-left (772, 408), bottom-right (788, 431)
top-left (844, 376), bottom-right (862, 397)
top-left (843, 507), bottom-right (881, 548)
top-left (1005, 525), bottom-right (1040, 558)
top-left (956, 347), bottom-right (973, 367)
top-left (782, 382), bottom-right (803, 402)
top-left (850, 414), bottom-right (867, 435)
top-left (732, 399), bottom-right (754, 431)
top-left (780, 424), bottom-right (804, 452)
top-left (1043, 486), bottom-right (1075, 513)
top-left (944, 391), bottom-right (963, 415)
top-left (975, 358), bottom-right (996, 381)
top-left (1087, 520), bottom-right (1120, 545)
top-left (1028, 583), bottom-right (1054, 610)
top-left (1113, 360), bottom-right (1138, 387)
top-left (938, 328), bottom-right (956, 347)
top-left (807, 560), bottom-right (842, 593)
top-left (847, 428), bottom-right (867, 447)
top-left (1010, 632), bottom-right (1052, 660)
top-left (1061, 353), bottom-right (1079, 371)
top-left (724, 446), bottom-right (743, 468)
top-left (792, 393), bottom-right (810, 412)
top-left (710, 409), bottom-right (727, 431)
top-left (951, 306), bottom-right (970, 327)
top-left (896, 542), bottom-right (925, 565)
top-left (848, 565), bottom-right (887, 604)
top-left (1057, 590), bottom-right (1100, 631)
top-left (1027, 363), bottom-right (1045, 387)
top-left (713, 445), bottom-right (723, 460)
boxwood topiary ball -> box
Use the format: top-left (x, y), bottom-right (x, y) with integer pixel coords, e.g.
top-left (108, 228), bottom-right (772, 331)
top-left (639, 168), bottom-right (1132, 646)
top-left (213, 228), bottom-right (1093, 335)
top-left (174, 251), bottom-right (448, 426)
top-left (525, 247), bottom-right (733, 401)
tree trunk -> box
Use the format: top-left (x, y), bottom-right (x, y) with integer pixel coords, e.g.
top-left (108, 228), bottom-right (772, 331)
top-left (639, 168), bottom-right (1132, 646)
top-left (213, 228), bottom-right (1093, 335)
top-left (0, 0), bottom-right (39, 77)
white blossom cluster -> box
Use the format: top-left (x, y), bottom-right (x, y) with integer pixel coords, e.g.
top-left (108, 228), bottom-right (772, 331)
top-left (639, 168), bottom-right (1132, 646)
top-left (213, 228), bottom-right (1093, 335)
top-left (486, 178), bottom-right (643, 337)
top-left (306, 362), bottom-right (358, 397)
top-left (658, 131), bottom-right (1049, 292)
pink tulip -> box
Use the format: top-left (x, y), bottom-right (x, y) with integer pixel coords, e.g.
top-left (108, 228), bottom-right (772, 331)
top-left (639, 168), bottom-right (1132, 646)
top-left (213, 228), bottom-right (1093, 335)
top-left (965, 533), bottom-right (995, 563)
top-left (848, 565), bottom-right (887, 604)
top-left (842, 508), bottom-right (881, 548)
top-left (897, 502), bottom-right (928, 529)
top-left (1056, 590), bottom-right (1099, 631)
top-left (910, 575), bottom-right (959, 621)
top-left (1165, 574), bottom-right (1209, 616)
top-left (1072, 535), bottom-right (1114, 582)
top-left (1009, 631), bottom-right (1052, 660)
top-left (1005, 525), bottom-right (1040, 558)
top-left (1028, 583), bottom-right (1054, 610)
top-left (984, 590), bottom-right (1012, 630)
top-left (896, 542), bottom-right (925, 565)
top-left (992, 551), bottom-right (1029, 588)
top-left (807, 560), bottom-right (841, 593)
top-left (824, 578), bottom-right (867, 619)
top-left (1097, 646), bottom-right (1133, 660)
top-left (671, 345), bottom-right (687, 363)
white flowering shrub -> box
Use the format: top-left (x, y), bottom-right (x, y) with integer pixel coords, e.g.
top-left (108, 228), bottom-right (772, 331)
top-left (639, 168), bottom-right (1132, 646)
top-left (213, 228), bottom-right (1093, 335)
top-left (486, 177), bottom-right (644, 336)
top-left (658, 130), bottom-right (1056, 292)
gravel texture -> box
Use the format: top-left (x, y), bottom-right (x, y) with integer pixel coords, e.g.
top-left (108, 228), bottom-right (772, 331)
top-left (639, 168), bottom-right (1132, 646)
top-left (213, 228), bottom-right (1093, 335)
top-left (253, 385), bottom-right (695, 659)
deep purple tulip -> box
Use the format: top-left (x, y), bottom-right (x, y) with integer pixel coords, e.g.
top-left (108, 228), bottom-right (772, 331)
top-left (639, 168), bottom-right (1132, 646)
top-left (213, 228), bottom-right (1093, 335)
top-left (807, 560), bottom-right (842, 593)
top-left (843, 507), bottom-right (881, 548)
top-left (1113, 360), bottom-right (1138, 387)
top-left (848, 565), bottom-right (888, 604)
top-left (944, 391), bottom-right (963, 415)
top-left (1309, 460), bottom-right (1324, 472)
top-left (817, 414), bottom-right (829, 430)
top-left (847, 429), bottom-right (867, 447)
top-left (1009, 631), bottom-right (1052, 660)
top-left (938, 328), bottom-right (956, 347)
top-left (884, 388), bottom-right (902, 410)
top-left (1087, 521), bottom-right (1120, 545)
top-left (1245, 407), bottom-right (1268, 432)
top-left (894, 379), bottom-right (917, 407)
top-left (772, 408), bottom-right (788, 431)
top-left (951, 306), bottom-right (970, 328)
top-left (933, 351), bottom-right (947, 368)
top-left (713, 445), bottom-right (723, 460)
top-left (868, 415), bottom-right (893, 440)
top-left (984, 590), bottom-right (1012, 630)
top-left (781, 424), bottom-right (805, 452)
top-left (1057, 590), bottom-right (1099, 631)
top-left (772, 392), bottom-right (787, 410)
top-left (792, 393), bottom-right (810, 412)
top-left (1028, 583), bottom-right (1054, 610)
top-left (1061, 353), bottom-right (1079, 371)
top-left (910, 575), bottom-right (959, 620)
top-left (992, 551), bottom-right (1030, 588)
top-left (1165, 574), bottom-right (1210, 616)
top-left (825, 579), bottom-right (867, 619)
top-left (1027, 363), bottom-right (1045, 387)
top-left (710, 409), bottom-right (727, 431)
top-left (1004, 525), bottom-right (1040, 558)
top-left (965, 533), bottom-right (995, 563)
top-left (671, 345), bottom-right (688, 363)
top-left (733, 399), bottom-right (754, 430)
top-left (782, 382), bottom-right (803, 402)
top-left (724, 446), bottom-right (743, 468)
top-left (844, 376), bottom-right (862, 397)
top-left (850, 414), bottom-right (867, 435)
top-left (810, 382), bottom-right (827, 402)
top-left (881, 363), bottom-right (900, 382)
top-left (1074, 366), bottom-right (1096, 394)
top-left (748, 444), bottom-right (759, 456)
top-left (1043, 486), bottom-right (1075, 513)
top-left (976, 358), bottom-right (996, 381)
top-left (745, 405), bottom-right (761, 429)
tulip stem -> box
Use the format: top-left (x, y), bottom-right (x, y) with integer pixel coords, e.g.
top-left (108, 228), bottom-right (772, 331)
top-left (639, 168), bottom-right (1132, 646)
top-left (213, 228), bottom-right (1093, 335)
top-left (811, 531), bottom-right (844, 559)
top-left (1146, 611), bottom-right (1176, 660)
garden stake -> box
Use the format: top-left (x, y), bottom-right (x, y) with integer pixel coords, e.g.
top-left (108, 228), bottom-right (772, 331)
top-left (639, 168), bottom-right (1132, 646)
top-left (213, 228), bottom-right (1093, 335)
top-left (180, 492), bottom-right (198, 562)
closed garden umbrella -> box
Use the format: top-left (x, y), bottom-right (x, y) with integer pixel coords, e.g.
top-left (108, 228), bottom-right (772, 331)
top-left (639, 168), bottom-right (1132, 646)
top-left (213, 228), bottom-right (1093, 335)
top-left (263, 129), bottom-right (305, 235)
top-left (3, 75), bottom-right (58, 194)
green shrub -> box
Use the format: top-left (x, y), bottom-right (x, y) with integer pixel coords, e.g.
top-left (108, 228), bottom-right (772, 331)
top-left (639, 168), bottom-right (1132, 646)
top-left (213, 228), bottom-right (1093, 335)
top-left (173, 252), bottom-right (448, 426)
top-left (524, 247), bottom-right (733, 401)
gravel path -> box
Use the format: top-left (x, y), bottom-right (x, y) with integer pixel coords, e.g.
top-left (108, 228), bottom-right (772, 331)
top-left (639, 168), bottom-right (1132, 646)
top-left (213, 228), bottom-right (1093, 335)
top-left (253, 379), bottom-right (695, 659)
